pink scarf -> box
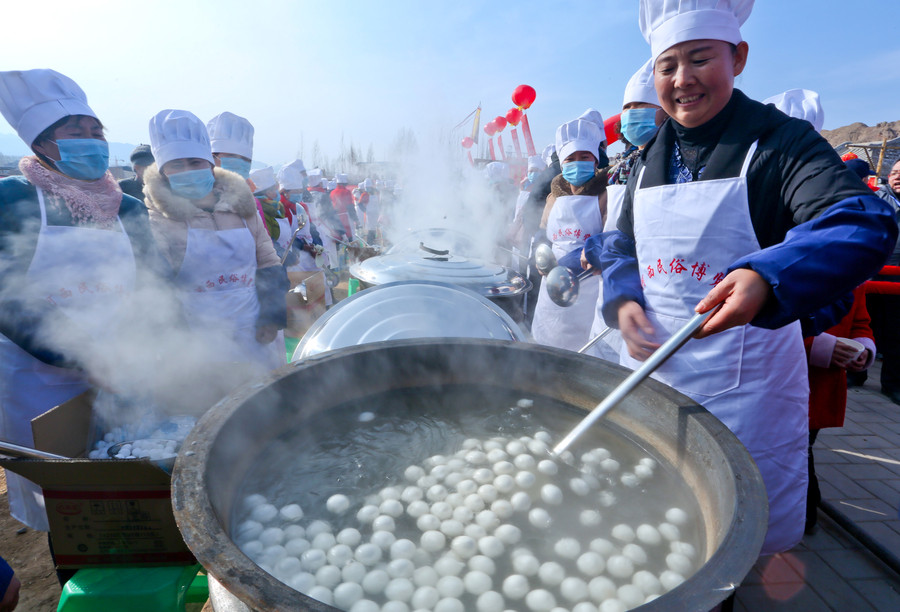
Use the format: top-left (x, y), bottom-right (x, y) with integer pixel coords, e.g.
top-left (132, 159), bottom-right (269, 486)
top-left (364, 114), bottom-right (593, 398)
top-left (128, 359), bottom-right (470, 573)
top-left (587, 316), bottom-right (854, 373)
top-left (19, 156), bottom-right (122, 228)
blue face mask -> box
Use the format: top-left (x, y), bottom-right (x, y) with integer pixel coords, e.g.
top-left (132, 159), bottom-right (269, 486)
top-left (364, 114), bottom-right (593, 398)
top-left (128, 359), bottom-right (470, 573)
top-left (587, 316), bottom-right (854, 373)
top-left (527, 171), bottom-right (538, 183)
top-left (621, 108), bottom-right (659, 147)
top-left (168, 168), bottom-right (215, 199)
top-left (51, 138), bottom-right (109, 180)
top-left (561, 160), bottom-right (596, 187)
top-left (219, 156), bottom-right (251, 178)
top-left (288, 193), bottom-right (304, 203)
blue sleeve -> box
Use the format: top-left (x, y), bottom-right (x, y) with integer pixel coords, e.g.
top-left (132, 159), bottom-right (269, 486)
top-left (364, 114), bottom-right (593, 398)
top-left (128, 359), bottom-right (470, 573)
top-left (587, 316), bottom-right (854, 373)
top-left (0, 556), bottom-right (13, 601)
top-left (730, 194), bottom-right (898, 329)
top-left (255, 265), bottom-right (289, 328)
top-left (600, 230), bottom-right (645, 328)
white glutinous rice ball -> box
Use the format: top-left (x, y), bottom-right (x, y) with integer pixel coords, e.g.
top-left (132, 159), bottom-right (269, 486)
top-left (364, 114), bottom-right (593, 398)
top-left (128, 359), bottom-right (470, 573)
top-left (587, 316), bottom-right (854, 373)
top-left (411, 586), bottom-right (440, 610)
top-left (536, 460), bottom-right (558, 476)
top-left (465, 494), bottom-right (486, 512)
top-left (478, 535), bottom-right (504, 558)
top-left (342, 561), bottom-right (367, 584)
top-left (514, 454), bottom-right (536, 471)
top-left (487, 449), bottom-right (508, 464)
top-left (606, 555), bottom-right (635, 580)
top-left (533, 431), bottom-right (552, 444)
top-left (391, 539), bottom-right (417, 560)
top-left (461, 437), bottom-right (483, 450)
top-left (660, 569), bottom-right (685, 591)
top-left (537, 561), bottom-right (565, 587)
top-left (476, 590), bottom-right (504, 612)
top-left (426, 455), bottom-right (448, 468)
top-left (312, 532), bottom-right (336, 551)
top-left (259, 527), bottom-right (284, 547)
top-left (354, 543), bottom-right (382, 566)
top-left (484, 439), bottom-right (505, 451)
top-left (579, 509), bottom-right (602, 527)
top-left (284, 524), bottom-right (305, 539)
top-left (279, 503), bottom-right (304, 522)
top-left (405, 465), bottom-right (426, 482)
top-left (274, 556), bottom-right (302, 580)
top-left (315, 564), bottom-right (342, 588)
top-left (515, 471), bottom-right (536, 489)
top-left (493, 460), bottom-right (515, 475)
top-left (406, 500), bottom-right (429, 519)
top-left (444, 492), bottom-right (465, 507)
top-left (358, 411), bottom-right (375, 422)
top-left (671, 541), bottom-right (697, 559)
top-left (401, 485), bottom-right (424, 503)
top-left (517, 398), bottom-right (534, 408)
top-left (466, 450), bottom-right (488, 465)
top-left (635, 524), bottom-right (661, 546)
top-left (387, 558), bottom-right (415, 579)
top-left (632, 570), bottom-right (662, 595)
top-left (284, 538), bottom-right (310, 557)
top-left (417, 513), bottom-right (441, 532)
top-left (617, 584), bottom-right (644, 609)
top-left (540, 484), bottom-right (563, 506)
top-left (434, 555), bottom-right (465, 577)
top-left (451, 536), bottom-right (478, 559)
top-left (236, 519), bottom-right (263, 541)
top-left (356, 504), bottom-right (380, 524)
top-left (262, 544), bottom-right (286, 564)
top-left (473, 468), bottom-right (494, 485)
top-left (634, 464), bottom-right (654, 480)
top-left (599, 600), bottom-right (626, 612)
top-left (658, 522), bottom-right (681, 542)
top-left (506, 440), bottom-right (527, 455)
top-left (250, 503), bottom-right (278, 523)
top-left (456, 478), bottom-right (478, 495)
top-left (560, 576), bottom-right (589, 602)
top-left (413, 565), bottom-right (439, 587)
top-left (372, 515), bottom-right (396, 532)
top-left (665, 507), bottom-right (689, 526)
top-left (380, 499), bottom-right (405, 517)
top-left (306, 520), bottom-right (332, 539)
top-left (491, 499), bottom-right (514, 520)
top-left (464, 523), bottom-right (487, 540)
top-left (512, 553), bottom-right (540, 577)
top-left (380, 602), bottom-right (409, 612)
top-left (468, 555), bottom-right (496, 576)
top-left (553, 537), bottom-right (581, 559)
top-left (333, 582), bottom-right (364, 608)
top-left (440, 519), bottom-right (465, 538)
top-left (476, 510), bottom-right (500, 530)
top-left (639, 456), bottom-right (657, 469)
top-left (589, 538), bottom-right (616, 556)
top-left (503, 573), bottom-right (530, 599)
top-left (528, 507), bottom-right (551, 529)
top-left (436, 575), bottom-right (465, 598)
top-left (666, 552), bottom-right (693, 575)
top-left (620, 473), bottom-right (641, 488)
top-left (327, 544), bottom-right (354, 567)
top-left (239, 540), bottom-right (264, 558)
top-left (477, 484), bottom-right (498, 503)
top-left (524, 588), bottom-right (556, 611)
top-left (337, 528), bottom-right (362, 547)
top-left (611, 524), bottom-right (635, 543)
top-left (361, 569), bottom-right (389, 594)
top-left (431, 501), bottom-right (453, 520)
top-left (622, 542), bottom-right (648, 567)
top-left (308, 585), bottom-right (333, 605)
top-left (569, 478), bottom-right (590, 497)
top-left (326, 494), bottom-right (350, 515)
top-left (431, 465), bottom-right (451, 481)
top-left (588, 576), bottom-right (617, 601)
top-left (287, 571), bottom-right (316, 593)
top-left (420, 530), bottom-right (447, 553)
top-left (371, 530), bottom-right (396, 550)
top-left (427, 485), bottom-right (449, 503)
top-left (597, 491), bottom-right (616, 508)
top-left (463, 570), bottom-right (492, 595)
top-left (576, 552), bottom-right (605, 576)
top-left (494, 524), bottom-right (522, 545)
top-left (510, 491), bottom-right (532, 512)
top-left (243, 493), bottom-right (267, 510)
top-left (572, 603), bottom-right (600, 612)
top-left (384, 577), bottom-right (415, 602)
top-left (300, 549), bottom-right (327, 572)
top-left (434, 597), bottom-right (464, 612)
top-left (527, 439), bottom-right (549, 455)
top-left (417, 475), bottom-right (438, 489)
top-left (599, 458), bottom-right (620, 473)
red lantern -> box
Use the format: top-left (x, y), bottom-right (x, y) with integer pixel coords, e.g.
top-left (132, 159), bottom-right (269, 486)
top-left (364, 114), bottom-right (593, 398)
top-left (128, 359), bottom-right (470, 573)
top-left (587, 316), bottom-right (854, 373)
top-left (494, 116), bottom-right (508, 132)
top-left (506, 107), bottom-right (523, 126)
top-left (460, 136), bottom-right (474, 149)
top-left (484, 121), bottom-right (497, 137)
top-left (604, 113), bottom-right (621, 146)
top-left (512, 85), bottom-right (536, 110)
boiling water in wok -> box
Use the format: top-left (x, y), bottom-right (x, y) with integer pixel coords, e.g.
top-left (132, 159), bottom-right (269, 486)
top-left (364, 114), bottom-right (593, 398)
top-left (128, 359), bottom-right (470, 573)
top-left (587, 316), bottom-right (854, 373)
top-left (231, 385), bottom-right (704, 611)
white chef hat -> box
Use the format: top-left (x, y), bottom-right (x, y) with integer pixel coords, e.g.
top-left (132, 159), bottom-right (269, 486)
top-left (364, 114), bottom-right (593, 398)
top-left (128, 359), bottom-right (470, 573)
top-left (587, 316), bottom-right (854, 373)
top-left (148, 109), bottom-right (214, 170)
top-left (0, 69), bottom-right (98, 146)
top-left (363, 178), bottom-right (374, 191)
top-left (335, 173), bottom-right (349, 184)
top-left (541, 144), bottom-right (556, 167)
top-left (284, 158), bottom-right (306, 174)
top-left (207, 111), bottom-right (254, 159)
top-left (577, 108), bottom-right (606, 144)
top-left (527, 155), bottom-right (544, 171)
top-left (327, 180), bottom-right (336, 190)
top-left (555, 119), bottom-right (603, 164)
top-left (249, 166), bottom-right (277, 192)
top-left (623, 59), bottom-right (659, 108)
top-left (484, 161), bottom-right (509, 183)
top-left (639, 0), bottom-right (754, 62)
top-left (762, 89), bottom-right (824, 133)
top-left (307, 168), bottom-right (323, 187)
top-left (277, 164), bottom-right (305, 190)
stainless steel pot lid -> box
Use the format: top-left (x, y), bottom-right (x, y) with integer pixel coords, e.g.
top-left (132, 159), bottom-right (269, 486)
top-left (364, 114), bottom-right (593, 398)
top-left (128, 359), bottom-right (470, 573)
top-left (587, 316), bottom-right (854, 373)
top-left (350, 241), bottom-right (532, 297)
top-left (292, 281), bottom-right (526, 360)
top-left (387, 227), bottom-right (478, 255)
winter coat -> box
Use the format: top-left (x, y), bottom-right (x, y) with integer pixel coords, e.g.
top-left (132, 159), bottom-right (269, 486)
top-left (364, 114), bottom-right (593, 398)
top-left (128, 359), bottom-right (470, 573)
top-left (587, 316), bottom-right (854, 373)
top-left (330, 185), bottom-right (358, 237)
top-left (805, 285), bottom-right (875, 429)
top-left (143, 164), bottom-right (288, 328)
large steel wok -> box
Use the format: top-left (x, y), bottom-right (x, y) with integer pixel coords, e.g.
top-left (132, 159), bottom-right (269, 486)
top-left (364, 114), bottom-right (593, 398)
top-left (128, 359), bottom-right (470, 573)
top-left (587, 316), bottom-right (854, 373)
top-left (172, 339), bottom-right (766, 611)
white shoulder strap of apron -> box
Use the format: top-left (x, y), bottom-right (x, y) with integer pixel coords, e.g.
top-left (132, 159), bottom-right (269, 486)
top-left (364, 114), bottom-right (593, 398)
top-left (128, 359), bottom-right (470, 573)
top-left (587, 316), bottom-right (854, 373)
top-left (35, 187), bottom-right (48, 227)
top-left (740, 140), bottom-right (760, 178)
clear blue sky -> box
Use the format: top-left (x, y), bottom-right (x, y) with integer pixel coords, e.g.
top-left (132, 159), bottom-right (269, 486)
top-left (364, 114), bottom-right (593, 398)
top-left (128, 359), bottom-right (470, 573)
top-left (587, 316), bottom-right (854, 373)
top-left (1, 0), bottom-right (898, 167)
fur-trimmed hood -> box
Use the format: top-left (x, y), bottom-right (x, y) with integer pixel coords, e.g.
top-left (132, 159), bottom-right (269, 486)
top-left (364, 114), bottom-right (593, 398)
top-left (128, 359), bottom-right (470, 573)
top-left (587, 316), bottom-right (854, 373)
top-left (143, 164), bottom-right (257, 221)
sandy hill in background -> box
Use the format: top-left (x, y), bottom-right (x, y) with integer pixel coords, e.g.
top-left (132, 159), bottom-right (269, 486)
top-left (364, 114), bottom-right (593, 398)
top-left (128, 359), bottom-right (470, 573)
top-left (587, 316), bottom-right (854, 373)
top-left (821, 120), bottom-right (900, 147)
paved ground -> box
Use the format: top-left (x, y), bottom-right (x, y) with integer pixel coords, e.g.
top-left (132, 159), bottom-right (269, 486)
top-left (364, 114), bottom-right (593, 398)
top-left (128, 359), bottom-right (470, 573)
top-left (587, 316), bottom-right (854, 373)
top-left (732, 360), bottom-right (900, 610)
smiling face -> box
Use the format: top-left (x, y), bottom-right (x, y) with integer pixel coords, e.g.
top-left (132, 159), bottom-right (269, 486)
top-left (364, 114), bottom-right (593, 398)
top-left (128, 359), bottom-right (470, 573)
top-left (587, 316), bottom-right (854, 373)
top-left (654, 39), bottom-right (748, 129)
top-left (889, 161), bottom-right (900, 194)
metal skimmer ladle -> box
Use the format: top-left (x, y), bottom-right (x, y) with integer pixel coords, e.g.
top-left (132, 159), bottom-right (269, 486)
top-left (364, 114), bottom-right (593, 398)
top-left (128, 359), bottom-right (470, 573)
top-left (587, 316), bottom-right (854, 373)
top-left (553, 307), bottom-right (718, 455)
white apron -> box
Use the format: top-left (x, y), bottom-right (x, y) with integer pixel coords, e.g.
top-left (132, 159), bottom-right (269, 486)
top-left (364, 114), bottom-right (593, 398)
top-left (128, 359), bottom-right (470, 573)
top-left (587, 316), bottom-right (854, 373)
top-left (532, 193), bottom-right (603, 351)
top-left (586, 184), bottom-right (628, 361)
top-left (276, 215), bottom-right (317, 272)
top-left (623, 142), bottom-right (808, 555)
top-left (175, 218), bottom-right (284, 373)
top-left (0, 188), bottom-right (136, 529)
top-left (364, 193), bottom-right (380, 233)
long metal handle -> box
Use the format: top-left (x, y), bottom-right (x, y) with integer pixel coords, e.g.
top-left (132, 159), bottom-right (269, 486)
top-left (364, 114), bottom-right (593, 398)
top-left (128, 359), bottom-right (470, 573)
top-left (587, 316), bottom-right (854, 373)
top-left (280, 227), bottom-right (303, 265)
top-left (576, 268), bottom-right (596, 282)
top-left (0, 439), bottom-right (68, 460)
top-left (577, 327), bottom-right (613, 354)
top-left (553, 308), bottom-right (716, 455)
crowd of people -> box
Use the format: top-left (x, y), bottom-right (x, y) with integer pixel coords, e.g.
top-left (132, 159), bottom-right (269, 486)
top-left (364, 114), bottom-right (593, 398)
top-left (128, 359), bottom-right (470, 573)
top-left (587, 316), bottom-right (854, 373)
top-left (1, 0), bottom-right (899, 609)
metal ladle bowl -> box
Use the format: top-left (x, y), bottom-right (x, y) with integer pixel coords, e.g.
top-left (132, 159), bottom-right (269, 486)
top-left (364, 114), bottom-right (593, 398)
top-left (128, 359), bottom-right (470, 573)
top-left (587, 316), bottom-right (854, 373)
top-left (546, 265), bottom-right (597, 307)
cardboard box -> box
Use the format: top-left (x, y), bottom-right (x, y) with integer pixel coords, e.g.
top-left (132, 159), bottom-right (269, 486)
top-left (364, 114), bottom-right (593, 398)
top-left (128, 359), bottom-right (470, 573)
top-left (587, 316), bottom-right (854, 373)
top-left (0, 391), bottom-right (194, 568)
